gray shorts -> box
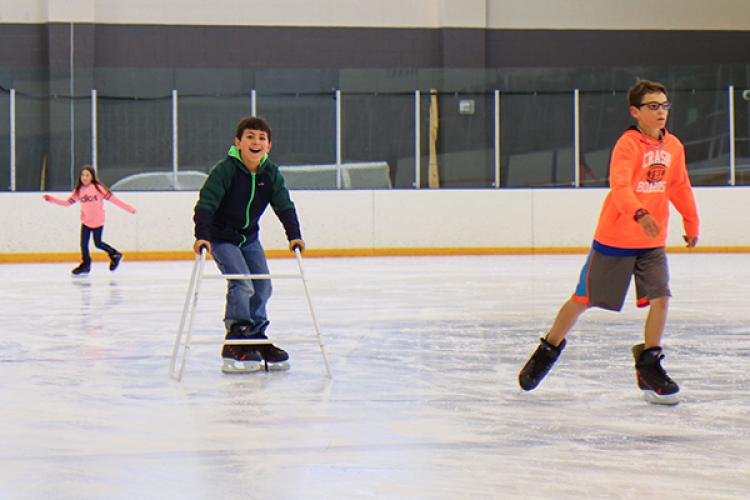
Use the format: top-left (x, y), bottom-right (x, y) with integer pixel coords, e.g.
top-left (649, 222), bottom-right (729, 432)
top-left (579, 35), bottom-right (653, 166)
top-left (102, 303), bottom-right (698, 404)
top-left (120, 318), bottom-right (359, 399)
top-left (572, 246), bottom-right (670, 311)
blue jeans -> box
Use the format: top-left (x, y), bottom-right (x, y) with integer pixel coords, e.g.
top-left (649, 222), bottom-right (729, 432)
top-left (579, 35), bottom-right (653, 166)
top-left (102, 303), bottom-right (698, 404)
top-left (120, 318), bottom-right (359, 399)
top-left (80, 225), bottom-right (118, 264)
top-left (210, 239), bottom-right (272, 330)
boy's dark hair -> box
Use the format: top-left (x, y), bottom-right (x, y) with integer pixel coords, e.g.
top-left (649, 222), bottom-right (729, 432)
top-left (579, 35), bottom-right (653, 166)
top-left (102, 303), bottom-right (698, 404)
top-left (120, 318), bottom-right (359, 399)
top-left (628, 80), bottom-right (668, 107)
top-left (235, 116), bottom-right (272, 142)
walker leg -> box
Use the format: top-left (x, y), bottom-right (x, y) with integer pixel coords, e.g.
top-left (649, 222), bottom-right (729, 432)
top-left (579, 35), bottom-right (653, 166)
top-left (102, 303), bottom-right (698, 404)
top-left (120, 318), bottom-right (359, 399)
top-left (295, 248), bottom-right (332, 379)
top-left (170, 253), bottom-right (200, 379)
top-left (170, 250), bottom-right (207, 381)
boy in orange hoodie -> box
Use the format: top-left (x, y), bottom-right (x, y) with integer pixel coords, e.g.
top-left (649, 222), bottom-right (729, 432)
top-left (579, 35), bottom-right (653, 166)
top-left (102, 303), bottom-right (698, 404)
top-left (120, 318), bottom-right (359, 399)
top-left (518, 80), bottom-right (699, 405)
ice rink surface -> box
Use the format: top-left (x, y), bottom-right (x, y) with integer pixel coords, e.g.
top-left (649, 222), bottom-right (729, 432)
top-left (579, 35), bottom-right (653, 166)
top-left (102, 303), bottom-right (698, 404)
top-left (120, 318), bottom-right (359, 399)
top-left (1, 253), bottom-right (749, 499)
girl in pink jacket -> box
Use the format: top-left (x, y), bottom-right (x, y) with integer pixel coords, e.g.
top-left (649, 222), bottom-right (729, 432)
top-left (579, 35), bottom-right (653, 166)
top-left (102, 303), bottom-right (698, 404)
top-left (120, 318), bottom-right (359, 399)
top-left (43, 165), bottom-right (136, 275)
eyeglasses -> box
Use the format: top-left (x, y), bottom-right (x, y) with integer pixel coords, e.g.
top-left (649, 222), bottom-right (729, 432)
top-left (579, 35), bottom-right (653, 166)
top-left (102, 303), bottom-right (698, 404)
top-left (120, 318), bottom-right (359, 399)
top-left (637, 101), bottom-right (672, 111)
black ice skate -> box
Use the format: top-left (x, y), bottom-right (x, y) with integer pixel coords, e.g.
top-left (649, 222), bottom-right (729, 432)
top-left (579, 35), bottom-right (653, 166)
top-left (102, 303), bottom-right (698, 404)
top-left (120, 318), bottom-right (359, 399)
top-left (632, 343), bottom-right (680, 405)
top-left (71, 262), bottom-right (90, 275)
top-left (221, 322), bottom-right (263, 373)
top-left (519, 337), bottom-right (566, 391)
top-left (248, 321), bottom-right (290, 372)
top-left (109, 252), bottom-right (123, 271)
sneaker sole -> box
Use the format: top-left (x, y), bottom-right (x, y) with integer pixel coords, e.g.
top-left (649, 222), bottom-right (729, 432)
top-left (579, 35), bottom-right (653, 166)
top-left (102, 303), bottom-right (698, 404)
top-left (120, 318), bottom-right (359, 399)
top-left (642, 390), bottom-right (680, 406)
top-left (221, 358), bottom-right (263, 373)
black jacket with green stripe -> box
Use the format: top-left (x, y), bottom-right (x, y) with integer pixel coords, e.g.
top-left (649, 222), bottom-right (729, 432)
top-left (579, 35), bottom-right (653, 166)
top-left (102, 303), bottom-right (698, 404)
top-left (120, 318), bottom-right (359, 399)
top-left (193, 146), bottom-right (301, 247)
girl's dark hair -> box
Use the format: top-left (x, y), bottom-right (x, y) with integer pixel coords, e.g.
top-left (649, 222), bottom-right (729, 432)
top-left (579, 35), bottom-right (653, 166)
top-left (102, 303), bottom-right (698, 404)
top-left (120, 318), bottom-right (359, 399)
top-left (74, 165), bottom-right (110, 195)
top-left (235, 116), bottom-right (272, 142)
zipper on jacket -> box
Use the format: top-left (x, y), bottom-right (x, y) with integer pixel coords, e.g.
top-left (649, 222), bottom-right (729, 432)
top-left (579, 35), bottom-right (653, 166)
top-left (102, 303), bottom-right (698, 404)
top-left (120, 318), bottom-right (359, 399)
top-left (238, 172), bottom-right (257, 248)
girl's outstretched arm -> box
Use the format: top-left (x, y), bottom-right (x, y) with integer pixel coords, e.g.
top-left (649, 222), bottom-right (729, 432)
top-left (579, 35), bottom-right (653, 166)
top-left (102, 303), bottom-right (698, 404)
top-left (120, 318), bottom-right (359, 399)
top-left (105, 192), bottom-right (136, 214)
top-left (42, 193), bottom-right (75, 207)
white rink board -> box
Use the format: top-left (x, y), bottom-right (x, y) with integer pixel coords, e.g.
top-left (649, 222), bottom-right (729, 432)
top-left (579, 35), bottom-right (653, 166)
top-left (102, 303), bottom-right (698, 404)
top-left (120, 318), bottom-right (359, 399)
top-left (2, 187), bottom-right (750, 255)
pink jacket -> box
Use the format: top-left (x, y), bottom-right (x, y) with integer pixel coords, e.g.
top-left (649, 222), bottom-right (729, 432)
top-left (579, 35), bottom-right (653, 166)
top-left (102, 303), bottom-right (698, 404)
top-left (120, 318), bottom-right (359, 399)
top-left (44, 183), bottom-right (136, 228)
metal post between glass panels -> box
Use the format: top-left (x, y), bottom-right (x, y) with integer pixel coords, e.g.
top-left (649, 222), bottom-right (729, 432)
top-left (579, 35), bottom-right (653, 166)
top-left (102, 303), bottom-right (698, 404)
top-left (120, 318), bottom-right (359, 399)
top-left (9, 88), bottom-right (15, 191)
top-left (172, 89), bottom-right (179, 189)
top-left (573, 89), bottom-right (581, 187)
top-left (251, 89), bottom-right (257, 116)
top-left (69, 23), bottom-right (75, 189)
top-left (91, 89), bottom-right (97, 171)
top-left (728, 85), bottom-right (736, 186)
top-left (494, 90), bottom-right (500, 189)
top-left (335, 89), bottom-right (342, 189)
top-left (414, 90), bottom-right (421, 189)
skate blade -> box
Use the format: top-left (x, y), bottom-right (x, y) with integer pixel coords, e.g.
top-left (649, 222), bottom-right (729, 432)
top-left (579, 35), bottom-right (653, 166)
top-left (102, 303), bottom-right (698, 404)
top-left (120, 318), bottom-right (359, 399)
top-left (642, 390), bottom-right (680, 406)
top-left (221, 359), bottom-right (263, 373)
top-left (264, 361), bottom-right (290, 372)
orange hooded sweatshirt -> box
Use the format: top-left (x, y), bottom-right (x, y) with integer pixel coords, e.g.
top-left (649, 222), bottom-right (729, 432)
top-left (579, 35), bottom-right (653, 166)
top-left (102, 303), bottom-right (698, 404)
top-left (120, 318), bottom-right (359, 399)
top-left (593, 127), bottom-right (699, 248)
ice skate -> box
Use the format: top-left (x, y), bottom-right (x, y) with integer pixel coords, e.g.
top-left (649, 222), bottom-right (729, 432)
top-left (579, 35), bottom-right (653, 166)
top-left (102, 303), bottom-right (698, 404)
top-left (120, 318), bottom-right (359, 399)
top-left (71, 262), bottom-right (90, 275)
top-left (221, 322), bottom-right (263, 373)
top-left (632, 343), bottom-right (680, 405)
top-left (109, 252), bottom-right (123, 271)
top-left (249, 321), bottom-right (290, 372)
top-left (519, 337), bottom-right (566, 391)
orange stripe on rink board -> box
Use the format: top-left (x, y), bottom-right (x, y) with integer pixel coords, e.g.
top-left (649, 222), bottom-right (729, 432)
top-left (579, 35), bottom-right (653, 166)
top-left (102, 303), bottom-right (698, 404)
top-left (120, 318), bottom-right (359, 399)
top-left (0, 252), bottom-right (197, 263)
top-left (268, 247), bottom-right (585, 258)
top-left (1, 246), bottom-right (749, 263)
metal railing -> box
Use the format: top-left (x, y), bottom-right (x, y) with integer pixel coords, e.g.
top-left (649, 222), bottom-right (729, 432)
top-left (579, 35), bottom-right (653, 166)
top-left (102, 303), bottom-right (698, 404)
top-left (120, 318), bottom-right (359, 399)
top-left (3, 86), bottom-right (748, 191)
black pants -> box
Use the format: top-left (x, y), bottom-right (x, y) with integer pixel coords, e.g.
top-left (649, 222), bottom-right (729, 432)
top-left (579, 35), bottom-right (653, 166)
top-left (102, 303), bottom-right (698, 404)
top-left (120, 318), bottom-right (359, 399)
top-left (80, 225), bottom-right (118, 264)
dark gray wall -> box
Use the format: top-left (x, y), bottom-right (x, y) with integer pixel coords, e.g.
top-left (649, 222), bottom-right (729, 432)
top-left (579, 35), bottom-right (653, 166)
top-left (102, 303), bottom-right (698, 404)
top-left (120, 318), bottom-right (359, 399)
top-left (1, 23), bottom-right (749, 190)
top-left (3, 24), bottom-right (750, 73)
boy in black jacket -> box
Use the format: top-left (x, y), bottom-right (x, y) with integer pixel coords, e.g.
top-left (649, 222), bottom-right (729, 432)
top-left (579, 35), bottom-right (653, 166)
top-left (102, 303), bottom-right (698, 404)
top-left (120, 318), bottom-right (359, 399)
top-left (194, 116), bottom-right (305, 373)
